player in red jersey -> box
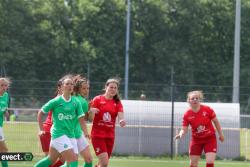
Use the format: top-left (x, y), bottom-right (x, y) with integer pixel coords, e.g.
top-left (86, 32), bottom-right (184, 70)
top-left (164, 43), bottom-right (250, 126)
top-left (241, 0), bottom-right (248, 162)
top-left (175, 90), bottom-right (224, 167)
top-left (89, 78), bottom-right (126, 167)
top-left (37, 80), bottom-right (64, 167)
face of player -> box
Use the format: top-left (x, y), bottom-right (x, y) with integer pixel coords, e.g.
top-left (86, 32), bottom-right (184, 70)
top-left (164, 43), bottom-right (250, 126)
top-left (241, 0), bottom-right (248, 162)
top-left (0, 80), bottom-right (9, 95)
top-left (188, 93), bottom-right (201, 108)
top-left (62, 78), bottom-right (74, 95)
top-left (105, 82), bottom-right (118, 98)
top-left (80, 82), bottom-right (89, 98)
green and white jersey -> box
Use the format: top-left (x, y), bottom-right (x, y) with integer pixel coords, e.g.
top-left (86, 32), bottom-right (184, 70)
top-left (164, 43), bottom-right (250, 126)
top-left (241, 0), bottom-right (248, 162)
top-left (74, 95), bottom-right (88, 139)
top-left (42, 95), bottom-right (85, 139)
top-left (0, 92), bottom-right (9, 127)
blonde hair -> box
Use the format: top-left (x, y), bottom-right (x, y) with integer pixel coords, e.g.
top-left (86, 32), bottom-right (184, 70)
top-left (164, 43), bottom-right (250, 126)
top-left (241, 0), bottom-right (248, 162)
top-left (187, 90), bottom-right (204, 101)
top-left (0, 77), bottom-right (11, 86)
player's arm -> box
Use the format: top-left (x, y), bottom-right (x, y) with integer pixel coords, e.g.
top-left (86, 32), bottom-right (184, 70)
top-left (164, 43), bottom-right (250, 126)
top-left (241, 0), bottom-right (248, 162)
top-left (79, 116), bottom-right (89, 139)
top-left (37, 110), bottom-right (44, 133)
top-left (118, 111), bottom-right (126, 127)
top-left (175, 126), bottom-right (188, 140)
top-left (212, 117), bottom-right (224, 142)
top-left (88, 107), bottom-right (99, 121)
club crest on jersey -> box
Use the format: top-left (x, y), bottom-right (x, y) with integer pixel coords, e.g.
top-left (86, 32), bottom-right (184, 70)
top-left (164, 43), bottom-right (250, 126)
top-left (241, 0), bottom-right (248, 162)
top-left (202, 112), bottom-right (207, 117)
top-left (103, 112), bottom-right (111, 122)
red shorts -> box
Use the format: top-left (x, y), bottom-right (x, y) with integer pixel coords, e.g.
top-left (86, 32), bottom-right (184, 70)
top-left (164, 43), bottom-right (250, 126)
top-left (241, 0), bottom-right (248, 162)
top-left (189, 135), bottom-right (217, 156)
top-left (91, 137), bottom-right (114, 158)
top-left (39, 132), bottom-right (51, 153)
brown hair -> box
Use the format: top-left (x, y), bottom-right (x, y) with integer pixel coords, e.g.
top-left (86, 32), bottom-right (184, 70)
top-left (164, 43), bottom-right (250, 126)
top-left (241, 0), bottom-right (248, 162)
top-left (73, 74), bottom-right (88, 95)
top-left (105, 78), bottom-right (121, 103)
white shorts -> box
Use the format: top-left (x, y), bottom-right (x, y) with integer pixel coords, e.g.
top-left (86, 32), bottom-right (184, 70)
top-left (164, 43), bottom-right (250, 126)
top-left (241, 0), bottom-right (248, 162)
top-left (76, 135), bottom-right (89, 153)
top-left (0, 127), bottom-right (4, 141)
top-left (50, 135), bottom-right (78, 154)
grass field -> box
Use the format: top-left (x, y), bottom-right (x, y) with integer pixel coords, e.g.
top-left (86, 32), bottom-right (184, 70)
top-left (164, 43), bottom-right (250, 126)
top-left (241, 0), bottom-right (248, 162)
top-left (6, 157), bottom-right (250, 167)
top-left (3, 122), bottom-right (250, 167)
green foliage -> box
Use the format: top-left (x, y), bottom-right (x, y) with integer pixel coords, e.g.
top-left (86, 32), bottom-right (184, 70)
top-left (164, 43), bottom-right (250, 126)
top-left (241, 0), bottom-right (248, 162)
top-left (1, 0), bottom-right (250, 108)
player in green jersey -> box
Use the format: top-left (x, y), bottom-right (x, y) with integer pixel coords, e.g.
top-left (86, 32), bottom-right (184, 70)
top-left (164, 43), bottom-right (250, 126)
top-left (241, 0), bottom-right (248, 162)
top-left (0, 77), bottom-right (11, 167)
top-left (34, 75), bottom-right (89, 167)
top-left (73, 75), bottom-right (93, 167)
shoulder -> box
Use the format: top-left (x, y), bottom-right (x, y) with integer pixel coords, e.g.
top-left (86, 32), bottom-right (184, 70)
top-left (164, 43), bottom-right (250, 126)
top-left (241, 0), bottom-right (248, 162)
top-left (92, 95), bottom-right (103, 102)
top-left (184, 108), bottom-right (192, 116)
top-left (201, 104), bottom-right (214, 112)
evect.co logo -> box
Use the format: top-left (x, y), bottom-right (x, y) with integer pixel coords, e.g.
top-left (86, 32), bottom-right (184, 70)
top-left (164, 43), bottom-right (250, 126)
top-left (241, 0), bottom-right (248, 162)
top-left (0, 153), bottom-right (33, 161)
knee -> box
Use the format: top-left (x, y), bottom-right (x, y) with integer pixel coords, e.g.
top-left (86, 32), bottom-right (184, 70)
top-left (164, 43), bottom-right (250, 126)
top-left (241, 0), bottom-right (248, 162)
top-left (85, 156), bottom-right (93, 163)
top-left (0, 147), bottom-right (8, 152)
top-left (100, 159), bottom-right (109, 167)
top-left (190, 160), bottom-right (198, 166)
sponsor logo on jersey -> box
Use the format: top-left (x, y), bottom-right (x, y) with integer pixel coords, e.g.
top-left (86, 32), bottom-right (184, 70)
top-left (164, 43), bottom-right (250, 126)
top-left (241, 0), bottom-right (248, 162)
top-left (58, 113), bottom-right (74, 121)
top-left (196, 125), bottom-right (205, 133)
top-left (103, 112), bottom-right (111, 122)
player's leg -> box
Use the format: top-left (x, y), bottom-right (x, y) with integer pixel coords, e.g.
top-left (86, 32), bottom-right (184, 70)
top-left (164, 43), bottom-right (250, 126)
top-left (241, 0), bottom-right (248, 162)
top-left (105, 138), bottom-right (115, 159)
top-left (77, 135), bottom-right (93, 167)
top-left (189, 140), bottom-right (203, 167)
top-left (0, 128), bottom-right (8, 167)
top-left (50, 135), bottom-right (78, 167)
top-left (92, 138), bottom-right (109, 167)
top-left (204, 136), bottom-right (217, 167)
top-left (34, 147), bottom-right (60, 167)
top-left (79, 146), bottom-right (93, 167)
top-left (96, 153), bottom-right (109, 167)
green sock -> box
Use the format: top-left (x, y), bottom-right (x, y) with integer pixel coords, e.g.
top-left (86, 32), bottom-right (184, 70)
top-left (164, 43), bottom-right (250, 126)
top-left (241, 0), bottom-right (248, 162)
top-left (34, 156), bottom-right (52, 167)
top-left (60, 162), bottom-right (68, 167)
top-left (1, 161), bottom-right (8, 167)
top-left (84, 162), bottom-right (92, 167)
top-left (69, 161), bottom-right (78, 167)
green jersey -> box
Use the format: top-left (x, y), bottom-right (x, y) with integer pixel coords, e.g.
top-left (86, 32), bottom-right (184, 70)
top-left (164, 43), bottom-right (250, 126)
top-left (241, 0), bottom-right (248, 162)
top-left (74, 95), bottom-right (88, 138)
top-left (42, 95), bottom-right (84, 139)
top-left (0, 92), bottom-right (9, 127)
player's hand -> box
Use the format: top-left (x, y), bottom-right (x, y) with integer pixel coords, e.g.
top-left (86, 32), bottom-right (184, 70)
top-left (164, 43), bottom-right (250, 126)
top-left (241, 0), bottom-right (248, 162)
top-left (174, 134), bottom-right (181, 140)
top-left (89, 108), bottom-right (99, 114)
top-left (38, 130), bottom-right (46, 136)
top-left (219, 134), bottom-right (225, 142)
top-left (119, 119), bottom-right (126, 127)
top-left (84, 133), bottom-right (90, 139)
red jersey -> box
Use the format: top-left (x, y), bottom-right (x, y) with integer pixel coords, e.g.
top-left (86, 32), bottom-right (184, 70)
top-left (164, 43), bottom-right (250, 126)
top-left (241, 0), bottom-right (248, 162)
top-left (91, 95), bottom-right (123, 138)
top-left (182, 104), bottom-right (216, 140)
top-left (43, 111), bottom-right (53, 132)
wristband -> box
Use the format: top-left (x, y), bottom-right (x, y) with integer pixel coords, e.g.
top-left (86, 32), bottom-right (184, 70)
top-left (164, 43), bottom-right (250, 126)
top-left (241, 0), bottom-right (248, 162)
top-left (119, 119), bottom-right (125, 124)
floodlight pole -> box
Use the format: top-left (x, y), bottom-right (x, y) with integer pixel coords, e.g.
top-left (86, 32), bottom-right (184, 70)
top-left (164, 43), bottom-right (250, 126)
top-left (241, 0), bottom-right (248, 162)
top-left (170, 66), bottom-right (175, 159)
top-left (124, 0), bottom-right (131, 99)
top-left (232, 0), bottom-right (241, 103)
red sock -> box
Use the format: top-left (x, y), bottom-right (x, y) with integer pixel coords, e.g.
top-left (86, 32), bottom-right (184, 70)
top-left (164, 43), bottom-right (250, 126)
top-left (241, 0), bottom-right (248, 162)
top-left (49, 160), bottom-right (64, 167)
top-left (206, 163), bottom-right (214, 167)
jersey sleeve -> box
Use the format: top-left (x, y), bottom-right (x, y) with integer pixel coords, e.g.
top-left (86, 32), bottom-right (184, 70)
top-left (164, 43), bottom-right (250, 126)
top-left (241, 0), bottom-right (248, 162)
top-left (91, 96), bottom-right (100, 108)
top-left (182, 112), bottom-right (189, 127)
top-left (208, 107), bottom-right (216, 120)
top-left (117, 101), bottom-right (123, 112)
top-left (41, 99), bottom-right (56, 113)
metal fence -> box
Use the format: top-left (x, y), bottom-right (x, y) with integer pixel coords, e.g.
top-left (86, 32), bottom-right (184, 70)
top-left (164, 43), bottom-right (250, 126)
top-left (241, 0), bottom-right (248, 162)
top-left (7, 80), bottom-right (250, 112)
